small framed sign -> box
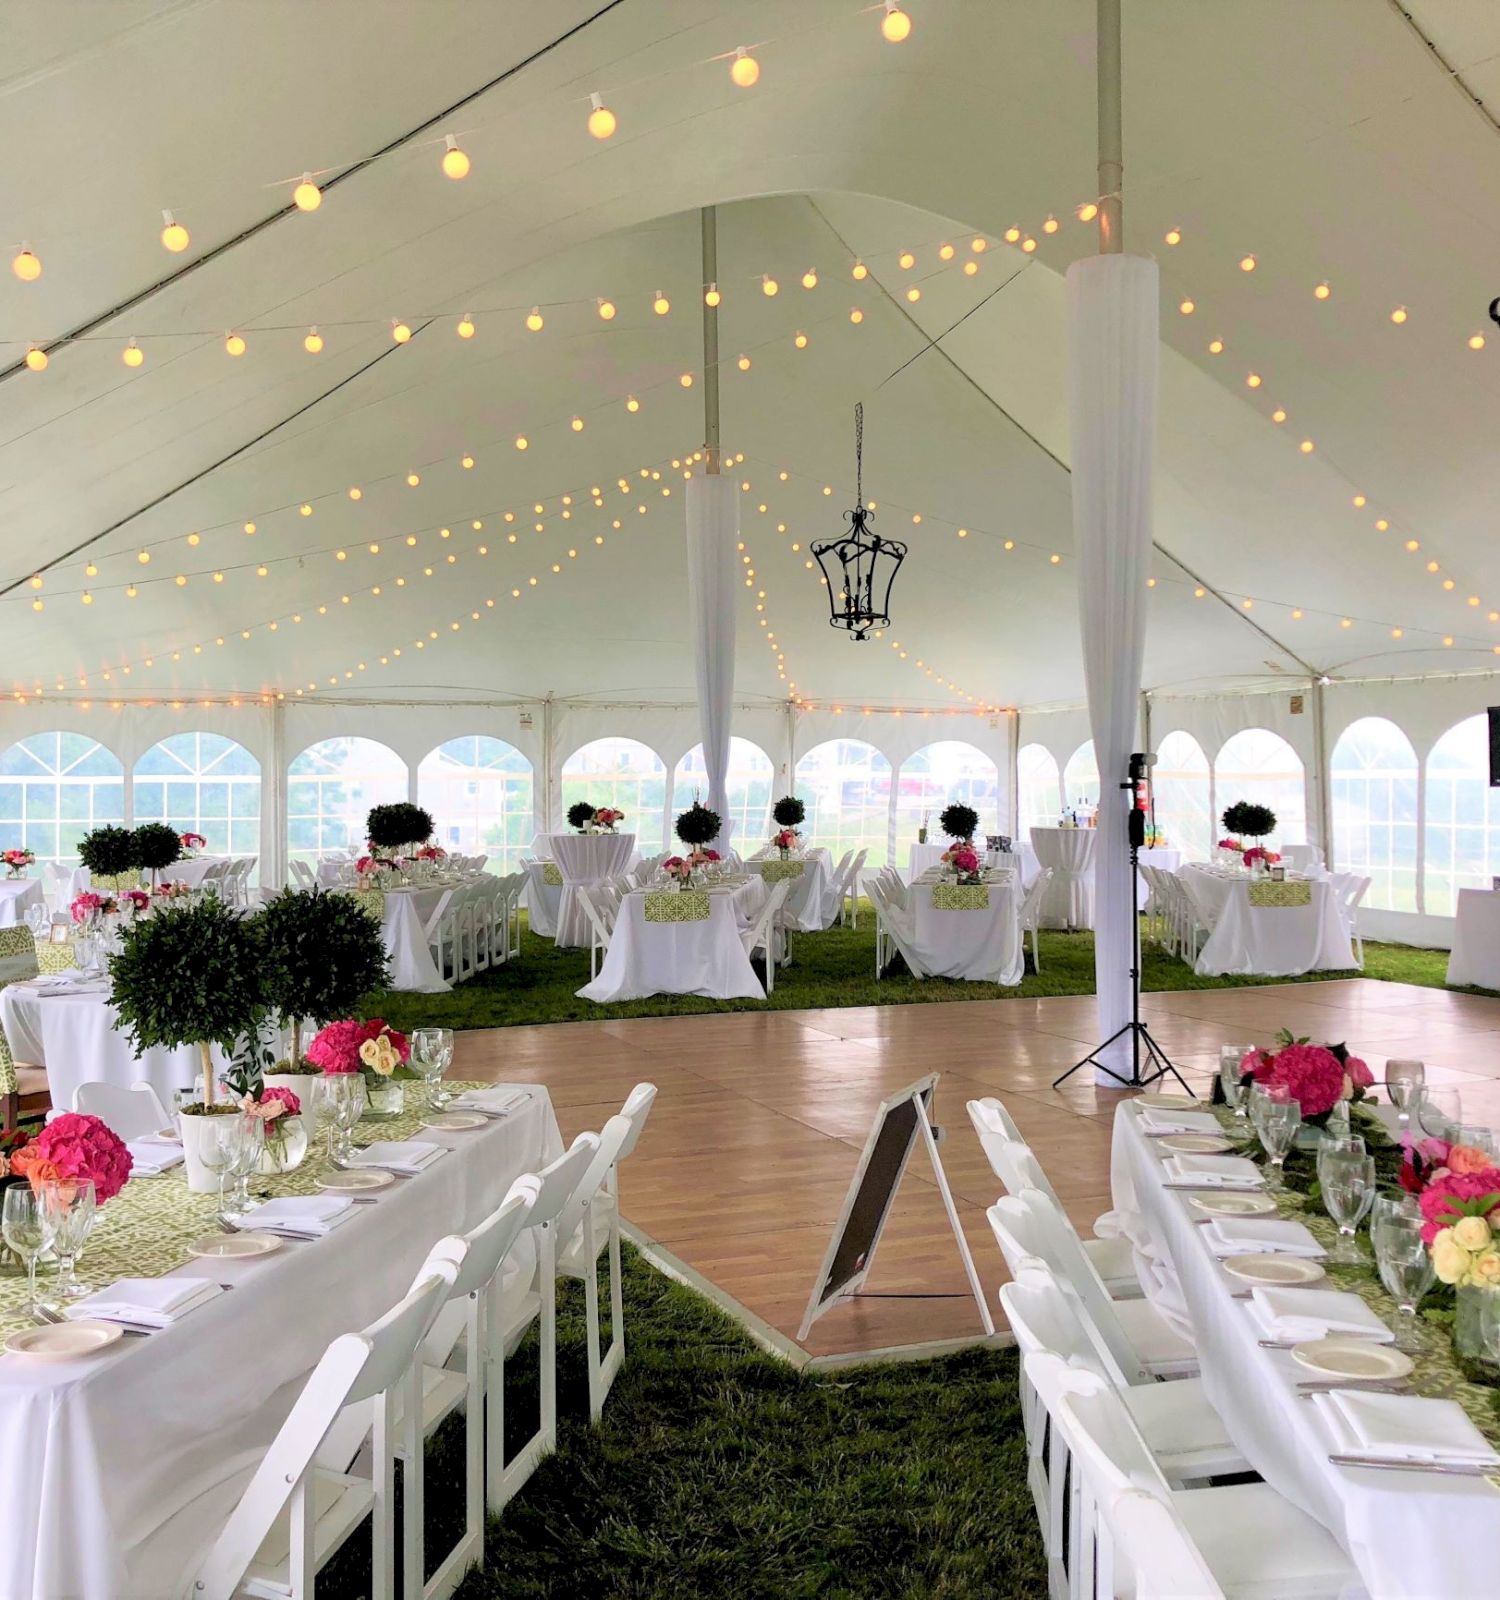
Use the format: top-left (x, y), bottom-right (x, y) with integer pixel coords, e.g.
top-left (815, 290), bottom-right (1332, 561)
top-left (49, 922), bottom-right (71, 944)
top-left (1270, 865), bottom-right (1286, 882)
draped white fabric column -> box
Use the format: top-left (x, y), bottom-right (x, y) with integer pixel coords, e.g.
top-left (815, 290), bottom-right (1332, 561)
top-left (1067, 253), bottom-right (1158, 1083)
top-left (685, 471), bottom-right (739, 847)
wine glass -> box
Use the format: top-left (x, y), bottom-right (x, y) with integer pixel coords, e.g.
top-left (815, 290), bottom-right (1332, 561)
top-left (72, 933), bottom-right (98, 979)
top-left (223, 1116), bottom-right (262, 1216)
top-left (2, 1186), bottom-right (54, 1314)
top-left (1219, 1044), bottom-right (1255, 1119)
top-left (1453, 1123), bottom-right (1499, 1159)
top-left (329, 1076), bottom-right (366, 1161)
top-left (1319, 1150), bottom-right (1375, 1264)
top-left (1384, 1059), bottom-right (1425, 1130)
top-left (305, 1077), bottom-right (340, 1164)
top-left (40, 1178), bottom-right (96, 1300)
top-left (1415, 1086), bottom-right (1463, 1144)
top-left (412, 1027), bottom-right (453, 1111)
top-left (196, 1117), bottom-right (245, 1220)
top-left (1253, 1089), bottom-right (1300, 1191)
top-left (1371, 1211), bottom-right (1435, 1351)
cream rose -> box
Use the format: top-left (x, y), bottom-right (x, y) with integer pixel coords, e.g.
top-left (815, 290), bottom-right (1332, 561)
top-left (1470, 1251), bottom-right (1500, 1286)
top-left (1453, 1215), bottom-right (1493, 1253)
top-left (359, 1036), bottom-right (399, 1077)
top-left (1431, 1237), bottom-right (1471, 1285)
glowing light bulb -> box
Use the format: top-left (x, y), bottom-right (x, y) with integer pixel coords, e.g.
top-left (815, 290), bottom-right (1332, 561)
top-left (625, 394), bottom-right (640, 412)
top-left (406, 472), bottom-right (420, 487)
top-left (1021, 236), bottom-right (1037, 253)
top-left (304, 327), bottom-right (323, 353)
top-left (515, 434), bottom-right (528, 450)
top-left (122, 339), bottom-right (144, 368)
top-left (1271, 407), bottom-right (1287, 422)
top-left (571, 416), bottom-right (584, 432)
top-left (1390, 305), bottom-right (1407, 324)
top-left (704, 282), bottom-right (721, 307)
top-left (939, 242), bottom-right (955, 260)
top-left (11, 247), bottom-right (40, 282)
top-left (971, 237), bottom-right (988, 254)
top-left (587, 93), bottom-right (616, 140)
top-left (525, 306), bottom-right (544, 332)
top-left (963, 259), bottom-right (978, 275)
top-left (905, 286), bottom-right (921, 302)
top-left (461, 454), bottom-right (474, 469)
top-left (1043, 214), bottom-right (1059, 234)
top-left (348, 486), bottom-right (362, 500)
top-left (730, 46), bottom-right (759, 87)
top-left (1352, 494), bottom-right (1366, 507)
top-left (1004, 226), bottom-right (1021, 243)
top-left (596, 298), bottom-right (616, 320)
top-left (897, 250), bottom-right (915, 271)
top-left (1470, 333), bottom-right (1486, 350)
top-left (1078, 202), bottom-right (1099, 222)
top-left (1299, 438), bottom-right (1315, 453)
top-left (737, 354), bottom-right (751, 370)
top-left (222, 331), bottom-right (247, 357)
top-left (440, 135), bottom-right (470, 180)
top-left (1239, 254), bottom-right (1256, 272)
top-left (761, 274), bottom-right (779, 297)
top-left (391, 319), bottom-right (412, 343)
top-left (1246, 372), bottom-right (1261, 388)
top-left (801, 267), bottom-right (819, 290)
top-left (456, 314), bottom-right (475, 338)
top-left (881, 2), bottom-right (911, 43)
top-left (136, 549), bottom-right (151, 565)
top-left (679, 371), bottom-right (694, 386)
top-left (24, 346), bottom-right (47, 372)
top-left (1208, 338), bottom-right (1224, 354)
top-left (1179, 298), bottom-right (1195, 315)
top-left (652, 290), bottom-right (670, 315)
top-left (159, 210), bottom-right (190, 252)
top-left (851, 260), bottom-right (868, 281)
top-left (298, 505), bottom-right (311, 518)
top-left (849, 307), bottom-right (864, 324)
top-left (293, 173), bottom-right (321, 211)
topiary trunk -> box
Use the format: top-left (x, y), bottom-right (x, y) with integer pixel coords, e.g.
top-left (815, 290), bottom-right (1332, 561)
top-left (198, 1041), bottom-right (215, 1106)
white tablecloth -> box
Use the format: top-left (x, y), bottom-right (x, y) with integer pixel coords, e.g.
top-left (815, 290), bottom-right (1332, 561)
top-left (906, 842), bottom-right (947, 878)
top-left (547, 832), bottom-right (637, 948)
top-left (0, 979), bottom-right (230, 1110)
top-left (0, 1089), bottom-right (561, 1600)
top-left (578, 882), bottom-right (766, 1002)
top-left (379, 883), bottom-right (452, 992)
top-left (0, 876), bottom-right (44, 926)
top-left (1447, 887), bottom-right (1500, 989)
top-left (1030, 827), bottom-right (1096, 929)
top-left (748, 848), bottom-right (832, 933)
top-left (910, 873), bottom-right (1023, 983)
top-left (521, 858), bottom-right (562, 938)
top-left (1110, 1100), bottom-right (1498, 1600)
top-left (1180, 865), bottom-right (1355, 976)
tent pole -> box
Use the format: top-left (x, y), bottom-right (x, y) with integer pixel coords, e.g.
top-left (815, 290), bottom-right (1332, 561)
top-left (1096, 0), bottom-right (1123, 253)
top-left (1311, 677), bottom-right (1333, 869)
top-left (701, 206), bottom-right (722, 474)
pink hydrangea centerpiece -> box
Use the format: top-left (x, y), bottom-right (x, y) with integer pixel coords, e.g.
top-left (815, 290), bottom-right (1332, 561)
top-left (306, 1018), bottom-right (410, 1079)
top-left (1237, 1030), bottom-right (1372, 1123)
top-left (10, 1112), bottom-right (132, 1203)
top-left (941, 843), bottom-right (983, 884)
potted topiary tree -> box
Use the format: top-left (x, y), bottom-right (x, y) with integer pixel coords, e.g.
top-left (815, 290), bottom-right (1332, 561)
top-left (77, 824), bottom-right (139, 892)
top-left (566, 800), bottom-right (596, 833)
top-left (771, 796), bottom-right (805, 838)
top-left (1221, 801), bottom-right (1276, 842)
top-left (939, 802), bottom-right (980, 845)
top-left (109, 897), bottom-right (266, 1190)
top-left (365, 802), bottom-right (434, 857)
top-left (133, 821), bottom-right (183, 887)
top-left (256, 887), bottom-right (391, 1101)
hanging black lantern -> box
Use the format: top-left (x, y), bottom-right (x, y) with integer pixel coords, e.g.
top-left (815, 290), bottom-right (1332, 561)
top-left (811, 402), bottom-right (906, 642)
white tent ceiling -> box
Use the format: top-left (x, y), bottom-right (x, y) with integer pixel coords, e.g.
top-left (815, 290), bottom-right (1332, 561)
top-left (4, 0), bottom-right (1500, 713)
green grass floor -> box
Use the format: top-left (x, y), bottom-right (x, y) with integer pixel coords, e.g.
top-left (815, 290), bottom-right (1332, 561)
top-left (321, 1246), bottom-right (1044, 1600)
top-left (368, 905), bottom-right (1480, 1033)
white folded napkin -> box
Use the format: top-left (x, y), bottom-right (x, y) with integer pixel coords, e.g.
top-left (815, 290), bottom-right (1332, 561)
top-left (1162, 1152), bottom-right (1264, 1188)
top-left (446, 1086), bottom-right (530, 1117)
top-left (346, 1140), bottom-right (447, 1176)
top-left (125, 1140), bottom-right (184, 1176)
top-left (1313, 1390), bottom-right (1500, 1466)
top-left (1247, 1285), bottom-right (1394, 1344)
top-left (235, 1194), bottom-right (355, 1237)
top-left (65, 1276), bottom-right (221, 1328)
top-left (1206, 1216), bottom-right (1324, 1258)
top-left (1139, 1105), bottom-right (1224, 1137)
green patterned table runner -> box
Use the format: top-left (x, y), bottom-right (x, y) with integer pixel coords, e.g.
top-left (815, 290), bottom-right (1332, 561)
top-left (347, 886), bottom-right (385, 920)
top-left (541, 863), bottom-right (563, 887)
top-left (0, 1082), bottom-right (488, 1344)
top-left (1248, 878), bottom-right (1312, 907)
top-left (931, 883), bottom-right (989, 911)
top-left (34, 942), bottom-right (78, 975)
top-left (756, 859), bottom-right (805, 884)
top-left (643, 890), bottom-right (710, 922)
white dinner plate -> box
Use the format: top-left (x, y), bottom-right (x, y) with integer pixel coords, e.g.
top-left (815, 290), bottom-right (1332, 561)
top-left (1189, 1192), bottom-right (1279, 1217)
top-left (1222, 1253), bottom-right (1326, 1287)
top-left (422, 1113), bottom-right (487, 1132)
top-left (1137, 1092), bottom-right (1198, 1110)
top-left (4, 1320), bottom-right (122, 1360)
top-left (317, 1167), bottom-right (394, 1192)
top-left (1159, 1133), bottom-right (1235, 1155)
top-left (1291, 1338), bottom-right (1414, 1381)
top-left (187, 1232), bottom-right (282, 1259)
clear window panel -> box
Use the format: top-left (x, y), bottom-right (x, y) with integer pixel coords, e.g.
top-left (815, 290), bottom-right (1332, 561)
top-left (1018, 743), bottom-right (1062, 836)
top-left (1213, 728), bottom-right (1307, 847)
top-left (792, 739), bottom-right (892, 869)
top-left (1423, 715), bottom-right (1500, 915)
top-left (0, 733), bottom-right (124, 870)
top-left (1330, 717), bottom-right (1419, 911)
top-left (134, 733), bottom-right (263, 885)
top-left (417, 736), bottom-right (535, 872)
top-left (559, 738), bottom-right (668, 852)
top-left (1151, 730), bottom-right (1212, 861)
top-left (893, 741), bottom-right (1001, 852)
top-left (672, 738), bottom-right (776, 849)
top-left (1062, 739), bottom-right (1101, 811)
top-left (286, 737), bottom-right (405, 870)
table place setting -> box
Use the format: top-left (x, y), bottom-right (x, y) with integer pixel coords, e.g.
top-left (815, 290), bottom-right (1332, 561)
top-left (63, 1275), bottom-right (224, 1331)
top-left (1203, 1214), bottom-right (1326, 1258)
top-left (123, 1138), bottom-right (185, 1176)
top-left (1136, 1104), bottom-right (1227, 1138)
top-left (1311, 1389), bottom-right (1500, 1477)
top-left (341, 1139), bottom-right (447, 1177)
top-left (1160, 1150), bottom-right (1265, 1189)
top-left (226, 1194), bottom-right (357, 1239)
top-left (445, 1084), bottom-right (533, 1119)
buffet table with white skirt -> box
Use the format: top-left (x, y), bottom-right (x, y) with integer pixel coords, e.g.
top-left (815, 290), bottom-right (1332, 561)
top-left (578, 881), bottom-right (766, 1002)
top-left (909, 872), bottom-right (1023, 983)
top-left (0, 876), bottom-right (45, 926)
top-left (1446, 887), bottom-right (1500, 989)
top-left (1029, 826), bottom-right (1096, 929)
top-left (376, 883), bottom-right (452, 992)
top-left (546, 831), bottom-right (637, 948)
top-left (1180, 864), bottom-right (1355, 976)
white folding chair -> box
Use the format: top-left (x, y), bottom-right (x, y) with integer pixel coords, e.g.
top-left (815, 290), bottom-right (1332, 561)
top-left (740, 879), bottom-right (793, 994)
top-left (1334, 872), bottom-right (1370, 967)
top-left (1282, 843), bottom-right (1323, 874)
top-left (841, 847), bottom-right (869, 927)
top-left (866, 878), bottom-right (926, 979)
top-left (1017, 867), bottom-right (1053, 972)
top-left (578, 885), bottom-right (615, 981)
top-left (148, 1246), bottom-right (461, 1600)
top-left (73, 1079), bottom-right (171, 1140)
top-left (555, 1083), bottom-right (657, 1418)
top-left (988, 1192), bottom-right (1199, 1381)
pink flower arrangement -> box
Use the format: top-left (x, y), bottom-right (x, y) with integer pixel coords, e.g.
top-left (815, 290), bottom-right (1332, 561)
top-left (305, 1018), bottom-right (410, 1075)
top-left (1218, 837), bottom-right (1244, 852)
top-left (660, 856), bottom-right (693, 883)
top-left (1242, 846), bottom-right (1282, 868)
top-left (69, 891), bottom-right (115, 925)
top-left (120, 888), bottom-right (151, 915)
top-left (256, 1084), bottom-right (301, 1118)
top-left (153, 880), bottom-right (193, 899)
top-left (594, 806), bottom-right (625, 830)
top-left (688, 848), bottom-right (720, 868)
top-left (942, 843), bottom-right (982, 881)
top-left (1417, 1167), bottom-right (1500, 1245)
top-left (414, 844), bottom-right (446, 861)
top-left (354, 855), bottom-right (375, 875)
top-left (772, 828), bottom-right (798, 851)
top-left (1238, 1033), bottom-right (1372, 1121)
top-left (2, 848), bottom-right (34, 869)
top-left (10, 1112), bottom-right (132, 1204)
top-left (178, 832), bottom-right (205, 851)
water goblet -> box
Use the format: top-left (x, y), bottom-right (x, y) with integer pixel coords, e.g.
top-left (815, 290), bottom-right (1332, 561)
top-left (1384, 1059), bottom-right (1425, 1130)
top-left (1415, 1086), bottom-right (1463, 1144)
top-left (412, 1027), bottom-right (454, 1111)
top-left (1319, 1150), bottom-right (1375, 1264)
top-left (224, 1116), bottom-right (263, 1216)
top-left (1452, 1122), bottom-right (1498, 1159)
top-left (1371, 1211), bottom-right (1435, 1351)
top-left (40, 1178), bottom-right (96, 1300)
top-left (1254, 1090), bottom-right (1300, 1191)
top-left (2, 1185), bottom-right (54, 1314)
top-left (196, 1117), bottom-right (245, 1220)
top-left (305, 1076), bottom-right (340, 1165)
top-left (1219, 1044), bottom-right (1255, 1118)
top-left (329, 1076), bottom-right (366, 1161)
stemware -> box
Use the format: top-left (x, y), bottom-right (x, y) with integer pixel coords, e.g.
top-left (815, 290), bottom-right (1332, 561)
top-left (1319, 1150), bottom-right (1375, 1263)
top-left (1219, 1044), bottom-right (1255, 1118)
top-left (223, 1118), bottom-right (262, 1216)
top-left (1253, 1088), bottom-right (1301, 1191)
top-left (196, 1116), bottom-right (246, 1220)
top-left (1372, 1211), bottom-right (1435, 1350)
top-left (1452, 1122), bottom-right (1499, 1159)
top-left (328, 1076), bottom-right (366, 1161)
top-left (1415, 1086), bottom-right (1463, 1144)
top-left (40, 1178), bottom-right (96, 1300)
top-left (1384, 1059), bottom-right (1426, 1130)
top-left (72, 932), bottom-right (99, 979)
top-left (2, 1186), bottom-right (54, 1314)
top-left (411, 1027), bottom-right (454, 1110)
top-left (305, 1076), bottom-right (340, 1164)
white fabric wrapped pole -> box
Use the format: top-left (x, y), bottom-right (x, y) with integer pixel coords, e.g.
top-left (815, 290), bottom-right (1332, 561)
top-left (685, 471), bottom-right (739, 849)
top-left (1067, 253), bottom-right (1158, 1083)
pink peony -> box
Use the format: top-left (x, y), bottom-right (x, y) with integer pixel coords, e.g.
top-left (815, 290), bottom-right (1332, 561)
top-left (1344, 1055), bottom-right (1373, 1090)
top-left (16, 1112), bottom-right (132, 1203)
top-left (1418, 1168), bottom-right (1500, 1243)
top-left (259, 1085), bottom-right (301, 1118)
top-left (1265, 1042), bottom-right (1346, 1117)
top-left (69, 892), bottom-right (107, 924)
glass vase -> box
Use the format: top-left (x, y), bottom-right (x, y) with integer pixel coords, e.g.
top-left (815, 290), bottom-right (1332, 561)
top-left (1454, 1285), bottom-right (1498, 1362)
top-left (364, 1079), bottom-right (404, 1119)
top-left (254, 1114), bottom-right (309, 1175)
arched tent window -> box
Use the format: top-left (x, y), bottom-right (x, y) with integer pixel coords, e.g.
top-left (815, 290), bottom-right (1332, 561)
top-left (133, 734), bottom-right (261, 875)
top-left (1424, 715), bottom-right (1500, 915)
top-left (1151, 731), bottom-right (1211, 861)
top-left (1330, 717), bottom-right (1419, 912)
top-left (895, 741), bottom-right (1000, 845)
top-left (0, 731), bottom-right (124, 865)
top-left (561, 738), bottom-right (667, 851)
top-left (1214, 729), bottom-right (1306, 846)
top-left (417, 736), bottom-right (533, 872)
top-left (793, 739), bottom-right (892, 868)
top-left (287, 737), bottom-right (407, 866)
top-left (672, 738), bottom-right (775, 847)
top-left (1063, 739), bottom-right (1100, 813)
top-left (1018, 743), bottom-right (1061, 835)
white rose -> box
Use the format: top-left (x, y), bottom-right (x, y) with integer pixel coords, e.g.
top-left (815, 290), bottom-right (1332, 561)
top-left (1453, 1215), bottom-right (1493, 1252)
top-left (1432, 1237), bottom-right (1470, 1285)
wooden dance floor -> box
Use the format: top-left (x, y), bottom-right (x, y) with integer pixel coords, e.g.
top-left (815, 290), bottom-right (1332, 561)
top-left (453, 979), bottom-right (1500, 1361)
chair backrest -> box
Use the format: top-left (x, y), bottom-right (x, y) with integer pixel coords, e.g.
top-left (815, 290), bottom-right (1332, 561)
top-left (610, 1080), bottom-right (658, 1164)
top-left (999, 1261), bottom-right (1131, 1389)
top-left (1108, 1489), bottom-right (1224, 1600)
top-left (1026, 1350), bottom-right (1166, 1500)
top-left (556, 1113), bottom-right (635, 1244)
top-left (1017, 868), bottom-right (1052, 928)
top-left (447, 1175), bottom-right (541, 1300)
top-left (529, 1133), bottom-right (601, 1231)
top-left (1338, 874), bottom-right (1371, 915)
top-left (966, 1094), bottom-right (1023, 1145)
top-left (746, 877), bottom-right (793, 946)
top-left (73, 1080), bottom-right (171, 1140)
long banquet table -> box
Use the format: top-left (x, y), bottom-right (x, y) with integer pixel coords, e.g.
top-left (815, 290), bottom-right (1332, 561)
top-left (1110, 1099), bottom-right (1500, 1600)
top-left (1179, 864), bottom-right (1355, 976)
top-left (907, 869), bottom-right (1023, 983)
top-left (746, 846), bottom-right (832, 932)
top-left (0, 1085), bottom-right (561, 1599)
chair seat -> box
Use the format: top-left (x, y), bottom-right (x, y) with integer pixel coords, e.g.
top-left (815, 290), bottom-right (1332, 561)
top-left (1176, 1482), bottom-right (1358, 1599)
top-left (15, 1065), bottom-right (48, 1096)
top-left (240, 1469), bottom-right (375, 1599)
top-left (1082, 1235), bottom-right (1141, 1296)
top-left (1114, 1296), bottom-right (1199, 1377)
top-left (1121, 1376), bottom-right (1249, 1479)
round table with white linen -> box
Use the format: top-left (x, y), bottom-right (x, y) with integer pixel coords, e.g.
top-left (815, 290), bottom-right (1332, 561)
top-left (0, 876), bottom-right (45, 926)
top-left (578, 879), bottom-right (767, 1002)
top-left (1446, 887), bottom-right (1500, 989)
top-left (1029, 826), bottom-right (1096, 929)
top-left (909, 871), bottom-right (1023, 983)
top-left (747, 847), bottom-right (832, 932)
top-left (1110, 1099), bottom-right (1499, 1600)
top-left (906, 841), bottom-right (948, 878)
top-left (546, 831), bottom-right (637, 948)
top-left (1179, 864), bottom-right (1355, 976)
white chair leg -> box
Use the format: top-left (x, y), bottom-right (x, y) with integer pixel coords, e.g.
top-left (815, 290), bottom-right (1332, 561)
top-left (484, 1286), bottom-right (507, 1512)
top-left (373, 1389), bottom-right (397, 1600)
top-left (289, 1472), bottom-right (316, 1600)
top-left (584, 1252), bottom-right (604, 1423)
top-left (402, 1361), bottom-right (424, 1600)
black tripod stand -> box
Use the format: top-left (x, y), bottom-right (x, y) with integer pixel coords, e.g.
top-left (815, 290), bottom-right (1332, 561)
top-left (1053, 766), bottom-right (1193, 1094)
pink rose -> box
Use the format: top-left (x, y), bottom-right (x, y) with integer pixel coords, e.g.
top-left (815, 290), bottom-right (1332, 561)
top-left (1344, 1055), bottom-right (1373, 1090)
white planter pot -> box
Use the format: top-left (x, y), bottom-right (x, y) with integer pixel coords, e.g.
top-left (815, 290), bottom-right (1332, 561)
top-left (176, 1109), bottom-right (238, 1194)
top-left (260, 1072), bottom-right (320, 1110)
